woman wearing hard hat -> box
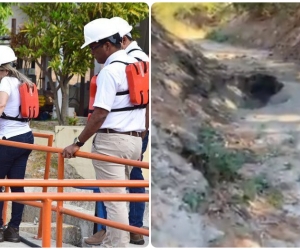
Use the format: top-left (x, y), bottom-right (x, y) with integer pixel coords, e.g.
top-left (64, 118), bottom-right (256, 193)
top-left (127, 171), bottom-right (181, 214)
top-left (0, 46), bottom-right (35, 243)
top-left (62, 18), bottom-right (146, 248)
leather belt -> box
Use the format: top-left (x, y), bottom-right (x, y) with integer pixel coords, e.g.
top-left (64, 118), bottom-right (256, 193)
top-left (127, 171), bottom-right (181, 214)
top-left (97, 128), bottom-right (141, 137)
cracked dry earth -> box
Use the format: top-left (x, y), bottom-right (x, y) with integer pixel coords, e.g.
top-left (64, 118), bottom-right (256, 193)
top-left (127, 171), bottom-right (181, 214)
top-left (151, 23), bottom-right (300, 247)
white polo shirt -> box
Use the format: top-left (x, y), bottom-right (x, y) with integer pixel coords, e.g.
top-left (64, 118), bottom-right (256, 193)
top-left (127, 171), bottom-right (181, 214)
top-left (93, 50), bottom-right (146, 132)
top-left (125, 41), bottom-right (149, 62)
top-left (0, 76), bottom-right (31, 138)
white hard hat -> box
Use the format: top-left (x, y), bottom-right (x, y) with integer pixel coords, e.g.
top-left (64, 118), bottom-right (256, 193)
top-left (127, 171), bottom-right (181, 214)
top-left (110, 17), bottom-right (133, 38)
top-left (0, 46), bottom-right (17, 66)
top-left (81, 18), bottom-right (120, 49)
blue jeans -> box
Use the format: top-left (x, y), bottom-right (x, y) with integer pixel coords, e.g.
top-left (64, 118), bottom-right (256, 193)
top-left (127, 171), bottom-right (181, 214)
top-left (128, 131), bottom-right (148, 228)
top-left (0, 131), bottom-right (34, 229)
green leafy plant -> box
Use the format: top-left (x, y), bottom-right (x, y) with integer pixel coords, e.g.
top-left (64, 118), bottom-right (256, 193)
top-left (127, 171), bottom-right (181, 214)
top-left (237, 174), bottom-right (283, 208)
top-left (182, 190), bottom-right (205, 212)
top-left (0, 3), bottom-right (14, 35)
top-left (241, 174), bottom-right (269, 201)
top-left (182, 125), bottom-right (246, 186)
top-left (11, 3), bottom-right (148, 125)
top-left (232, 3), bottom-right (299, 18)
top-left (266, 189), bottom-right (284, 208)
top-left (67, 112), bottom-right (79, 126)
top-left (206, 29), bottom-right (230, 43)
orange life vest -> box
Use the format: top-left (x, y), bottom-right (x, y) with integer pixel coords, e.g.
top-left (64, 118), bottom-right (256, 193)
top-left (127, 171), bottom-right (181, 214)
top-left (109, 60), bottom-right (149, 112)
top-left (88, 60), bottom-right (149, 114)
top-left (87, 75), bottom-right (97, 120)
top-left (1, 83), bottom-right (39, 122)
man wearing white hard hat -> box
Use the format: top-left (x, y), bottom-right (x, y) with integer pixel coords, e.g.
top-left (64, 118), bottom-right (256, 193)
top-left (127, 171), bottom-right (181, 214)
top-left (110, 16), bottom-right (149, 246)
top-left (111, 17), bottom-right (149, 62)
top-left (62, 18), bottom-right (145, 248)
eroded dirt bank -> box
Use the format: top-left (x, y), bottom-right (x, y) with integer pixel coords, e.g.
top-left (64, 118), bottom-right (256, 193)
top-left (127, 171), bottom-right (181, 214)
top-left (151, 18), bottom-right (300, 247)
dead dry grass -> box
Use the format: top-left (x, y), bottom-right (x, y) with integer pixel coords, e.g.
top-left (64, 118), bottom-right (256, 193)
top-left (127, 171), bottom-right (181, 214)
top-left (26, 151), bottom-right (58, 179)
top-left (30, 120), bottom-right (59, 131)
top-left (151, 3), bottom-right (208, 40)
top-left (26, 120), bottom-right (59, 179)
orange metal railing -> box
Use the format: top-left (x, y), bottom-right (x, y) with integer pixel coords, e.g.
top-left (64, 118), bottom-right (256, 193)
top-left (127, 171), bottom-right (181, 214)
top-left (0, 139), bottom-right (149, 169)
top-left (2, 132), bottom-right (54, 238)
top-left (33, 132), bottom-right (53, 239)
top-left (0, 133), bottom-right (149, 247)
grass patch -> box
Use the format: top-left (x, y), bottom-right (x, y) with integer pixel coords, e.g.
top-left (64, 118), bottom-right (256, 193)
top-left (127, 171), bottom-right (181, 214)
top-left (26, 150), bottom-right (58, 179)
top-left (182, 189), bottom-right (206, 212)
top-left (232, 3), bottom-right (299, 18)
top-left (152, 3), bottom-right (210, 39)
top-left (152, 2), bottom-right (233, 40)
top-left (232, 174), bottom-right (284, 208)
top-left (265, 188), bottom-right (284, 208)
top-left (206, 29), bottom-right (231, 43)
top-left (182, 125), bottom-right (246, 186)
top-left (30, 120), bottom-right (58, 131)
top-left (27, 120), bottom-right (59, 178)
top-left (241, 174), bottom-right (269, 201)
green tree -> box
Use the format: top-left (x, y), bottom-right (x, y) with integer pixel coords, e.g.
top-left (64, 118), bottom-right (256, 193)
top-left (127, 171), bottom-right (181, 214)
top-left (0, 3), bottom-right (13, 35)
top-left (11, 3), bottom-right (148, 125)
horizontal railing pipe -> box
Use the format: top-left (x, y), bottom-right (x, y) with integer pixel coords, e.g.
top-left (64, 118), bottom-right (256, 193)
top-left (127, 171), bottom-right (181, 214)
top-left (0, 140), bottom-right (149, 169)
top-left (20, 200), bottom-right (50, 209)
top-left (0, 179), bottom-right (149, 187)
top-left (17, 200), bottom-right (149, 236)
top-left (59, 206), bottom-right (149, 236)
top-left (0, 193), bottom-right (148, 202)
top-left (0, 134), bottom-right (150, 246)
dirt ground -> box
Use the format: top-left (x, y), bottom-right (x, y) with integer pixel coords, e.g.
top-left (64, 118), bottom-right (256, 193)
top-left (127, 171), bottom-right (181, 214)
top-left (151, 12), bottom-right (300, 247)
top-left (26, 120), bottom-right (59, 179)
top-left (217, 8), bottom-right (300, 61)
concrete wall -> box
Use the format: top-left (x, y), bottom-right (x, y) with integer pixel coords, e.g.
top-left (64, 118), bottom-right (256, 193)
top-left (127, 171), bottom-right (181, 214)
top-left (32, 126), bottom-right (149, 180)
top-left (4, 5), bottom-right (29, 31)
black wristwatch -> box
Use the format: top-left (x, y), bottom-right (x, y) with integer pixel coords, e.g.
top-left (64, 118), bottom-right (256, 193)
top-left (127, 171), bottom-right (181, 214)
top-left (74, 137), bottom-right (84, 147)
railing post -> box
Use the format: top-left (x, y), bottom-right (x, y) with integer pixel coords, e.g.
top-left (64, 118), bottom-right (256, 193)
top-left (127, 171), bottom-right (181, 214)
top-left (0, 136), bottom-right (149, 246)
top-left (56, 153), bottom-right (64, 248)
top-left (42, 199), bottom-right (52, 248)
top-left (2, 186), bottom-right (9, 225)
top-left (37, 134), bottom-right (53, 239)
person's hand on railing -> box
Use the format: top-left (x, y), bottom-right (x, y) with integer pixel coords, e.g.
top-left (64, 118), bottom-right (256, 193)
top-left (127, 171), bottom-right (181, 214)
top-left (62, 144), bottom-right (80, 158)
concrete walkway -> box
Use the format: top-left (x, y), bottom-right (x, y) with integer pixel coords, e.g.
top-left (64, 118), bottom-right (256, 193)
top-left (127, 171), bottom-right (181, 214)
top-left (0, 231), bottom-right (76, 248)
top-left (0, 231), bottom-right (149, 248)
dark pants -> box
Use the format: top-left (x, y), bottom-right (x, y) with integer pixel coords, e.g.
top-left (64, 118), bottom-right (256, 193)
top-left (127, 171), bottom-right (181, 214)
top-left (0, 131), bottom-right (34, 229)
top-left (128, 131), bottom-right (148, 228)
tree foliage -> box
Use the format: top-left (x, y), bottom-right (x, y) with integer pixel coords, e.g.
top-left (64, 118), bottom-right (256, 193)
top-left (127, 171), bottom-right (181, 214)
top-left (0, 3), bottom-right (13, 35)
top-left (81, 2), bottom-right (148, 38)
top-left (11, 3), bottom-right (148, 125)
top-left (232, 3), bottom-right (300, 18)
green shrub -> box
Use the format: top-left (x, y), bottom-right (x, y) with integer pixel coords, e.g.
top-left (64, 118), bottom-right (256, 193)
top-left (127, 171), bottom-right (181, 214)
top-left (182, 125), bottom-right (246, 186)
top-left (206, 29), bottom-right (230, 42)
top-left (67, 112), bottom-right (79, 126)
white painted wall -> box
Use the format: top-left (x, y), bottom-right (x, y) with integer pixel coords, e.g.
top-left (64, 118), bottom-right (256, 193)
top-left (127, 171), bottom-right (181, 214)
top-left (5, 5), bottom-right (29, 32)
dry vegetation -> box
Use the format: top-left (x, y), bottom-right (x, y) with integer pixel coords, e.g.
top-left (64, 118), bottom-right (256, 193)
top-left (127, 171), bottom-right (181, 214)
top-left (26, 120), bottom-right (59, 179)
